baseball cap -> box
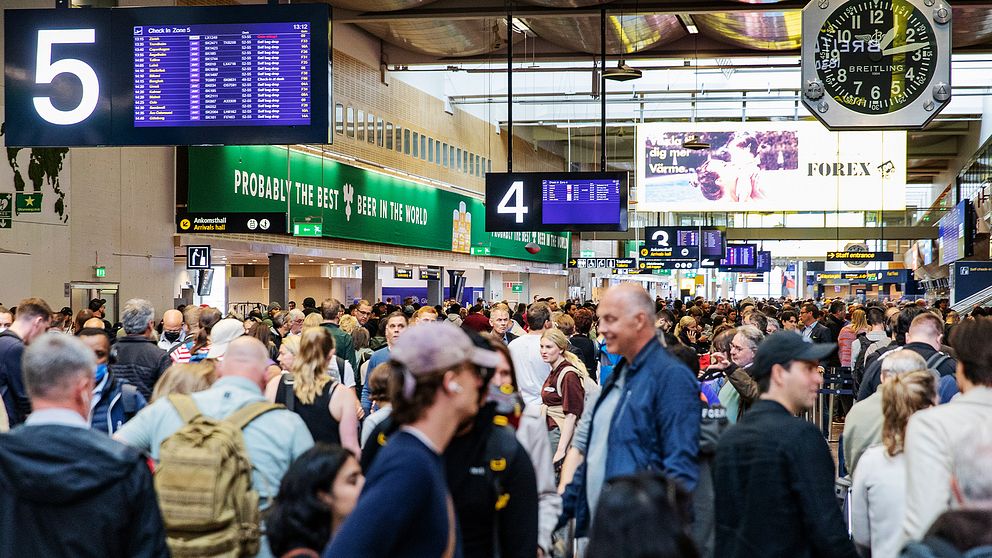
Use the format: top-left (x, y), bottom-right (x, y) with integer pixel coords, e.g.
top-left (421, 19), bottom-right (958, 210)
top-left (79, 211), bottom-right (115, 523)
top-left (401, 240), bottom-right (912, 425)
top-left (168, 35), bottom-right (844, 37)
top-left (88, 298), bottom-right (106, 311)
top-left (391, 321), bottom-right (501, 398)
top-left (206, 318), bottom-right (246, 359)
top-left (751, 331), bottom-right (835, 379)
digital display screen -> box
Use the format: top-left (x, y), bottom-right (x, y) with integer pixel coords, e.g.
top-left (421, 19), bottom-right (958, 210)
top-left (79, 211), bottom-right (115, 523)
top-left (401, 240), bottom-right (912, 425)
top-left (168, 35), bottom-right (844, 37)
top-left (938, 200), bottom-right (972, 266)
top-left (676, 229), bottom-right (699, 248)
top-left (2, 5), bottom-right (331, 147)
top-left (133, 21), bottom-right (311, 128)
top-left (756, 251), bottom-right (772, 272)
top-left (719, 244), bottom-right (757, 268)
top-left (700, 228), bottom-right (725, 257)
top-left (486, 171), bottom-right (628, 232)
top-left (542, 178), bottom-right (622, 225)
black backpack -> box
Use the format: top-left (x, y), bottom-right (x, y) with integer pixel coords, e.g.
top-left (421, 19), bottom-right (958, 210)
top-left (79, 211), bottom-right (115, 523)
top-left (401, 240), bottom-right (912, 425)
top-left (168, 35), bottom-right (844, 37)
top-left (851, 332), bottom-right (873, 391)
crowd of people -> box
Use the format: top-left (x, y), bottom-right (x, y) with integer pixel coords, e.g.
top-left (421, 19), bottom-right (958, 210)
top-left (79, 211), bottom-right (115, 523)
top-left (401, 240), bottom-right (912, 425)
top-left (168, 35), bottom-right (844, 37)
top-left (0, 288), bottom-right (991, 558)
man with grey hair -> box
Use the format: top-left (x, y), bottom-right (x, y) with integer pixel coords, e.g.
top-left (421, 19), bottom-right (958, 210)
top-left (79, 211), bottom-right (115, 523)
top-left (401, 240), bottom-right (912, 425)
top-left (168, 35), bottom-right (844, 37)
top-left (0, 333), bottom-right (168, 556)
top-left (285, 309), bottom-right (305, 336)
top-left (110, 298), bottom-right (171, 399)
top-left (559, 283), bottom-right (700, 537)
top-left (900, 424), bottom-right (992, 555)
top-left (844, 349), bottom-right (927, 475)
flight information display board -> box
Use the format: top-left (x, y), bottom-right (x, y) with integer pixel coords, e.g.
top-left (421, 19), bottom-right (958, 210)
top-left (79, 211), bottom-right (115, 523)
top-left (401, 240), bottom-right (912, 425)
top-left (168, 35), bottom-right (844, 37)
top-left (719, 244), bottom-right (757, 268)
top-left (700, 228), bottom-right (725, 258)
top-left (4, 4), bottom-right (330, 147)
top-left (133, 21), bottom-right (311, 128)
top-left (542, 177), bottom-right (622, 226)
top-left (486, 172), bottom-right (628, 232)
top-left (938, 200), bottom-right (973, 266)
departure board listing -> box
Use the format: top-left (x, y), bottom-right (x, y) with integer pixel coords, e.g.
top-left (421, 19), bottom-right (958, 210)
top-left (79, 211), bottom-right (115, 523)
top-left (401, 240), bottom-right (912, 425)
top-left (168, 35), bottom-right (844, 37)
top-left (541, 178), bottom-right (621, 226)
top-left (133, 22), bottom-right (311, 128)
top-left (720, 245), bottom-right (757, 268)
top-left (2, 4), bottom-right (330, 147)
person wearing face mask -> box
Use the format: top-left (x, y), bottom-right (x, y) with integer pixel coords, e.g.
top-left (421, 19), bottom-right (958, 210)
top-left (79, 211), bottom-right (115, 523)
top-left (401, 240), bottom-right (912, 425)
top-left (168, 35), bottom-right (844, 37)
top-left (265, 444), bottom-right (365, 557)
top-left (78, 328), bottom-right (147, 435)
top-left (157, 309), bottom-right (188, 358)
top-left (325, 321), bottom-right (501, 558)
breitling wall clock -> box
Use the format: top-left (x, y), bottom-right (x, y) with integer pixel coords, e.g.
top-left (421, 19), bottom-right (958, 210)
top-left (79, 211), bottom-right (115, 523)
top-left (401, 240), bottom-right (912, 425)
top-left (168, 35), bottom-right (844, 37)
top-left (801, 0), bottom-right (952, 129)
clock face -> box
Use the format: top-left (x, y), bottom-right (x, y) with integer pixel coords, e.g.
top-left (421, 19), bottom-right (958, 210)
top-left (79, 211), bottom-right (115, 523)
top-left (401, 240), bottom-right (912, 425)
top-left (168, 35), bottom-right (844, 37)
top-left (814, 0), bottom-right (937, 115)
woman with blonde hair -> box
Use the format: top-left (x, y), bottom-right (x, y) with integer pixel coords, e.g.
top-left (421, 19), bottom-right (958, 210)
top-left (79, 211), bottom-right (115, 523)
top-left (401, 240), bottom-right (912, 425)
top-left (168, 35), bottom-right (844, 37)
top-left (302, 312), bottom-right (324, 330)
top-left (339, 314), bottom-right (358, 335)
top-left (838, 308), bottom-right (868, 368)
top-left (277, 334), bottom-right (301, 373)
top-left (540, 327), bottom-right (590, 466)
top-left (265, 327), bottom-right (361, 457)
top-left (851, 370), bottom-right (937, 558)
top-left (150, 361), bottom-right (217, 402)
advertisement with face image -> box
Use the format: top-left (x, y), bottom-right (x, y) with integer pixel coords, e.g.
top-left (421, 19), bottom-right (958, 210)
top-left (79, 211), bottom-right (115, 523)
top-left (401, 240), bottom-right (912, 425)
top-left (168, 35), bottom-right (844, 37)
top-left (636, 121), bottom-right (906, 212)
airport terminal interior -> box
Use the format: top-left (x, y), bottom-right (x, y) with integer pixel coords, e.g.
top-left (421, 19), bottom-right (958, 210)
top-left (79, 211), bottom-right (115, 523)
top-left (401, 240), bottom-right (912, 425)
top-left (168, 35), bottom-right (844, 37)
top-left (4, 0), bottom-right (992, 557)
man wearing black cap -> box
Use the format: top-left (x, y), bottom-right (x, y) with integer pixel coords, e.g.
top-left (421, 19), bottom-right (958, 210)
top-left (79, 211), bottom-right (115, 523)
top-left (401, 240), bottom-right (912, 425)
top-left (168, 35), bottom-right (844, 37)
top-left (88, 298), bottom-right (112, 332)
top-left (714, 331), bottom-right (858, 558)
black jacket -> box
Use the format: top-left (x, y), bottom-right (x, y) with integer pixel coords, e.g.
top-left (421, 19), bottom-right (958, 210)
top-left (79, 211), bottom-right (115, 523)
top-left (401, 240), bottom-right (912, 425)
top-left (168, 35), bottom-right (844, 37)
top-left (821, 315), bottom-right (845, 368)
top-left (110, 336), bottom-right (171, 399)
top-left (444, 403), bottom-right (539, 558)
top-left (857, 342), bottom-right (957, 400)
top-left (0, 331), bottom-right (29, 427)
top-left (714, 400), bottom-right (858, 558)
top-left (568, 334), bottom-right (598, 382)
top-left (0, 423), bottom-right (168, 558)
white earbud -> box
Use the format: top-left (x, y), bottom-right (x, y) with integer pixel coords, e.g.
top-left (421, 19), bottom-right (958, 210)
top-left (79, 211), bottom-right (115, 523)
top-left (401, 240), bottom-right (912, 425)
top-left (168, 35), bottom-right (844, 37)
top-left (448, 382), bottom-right (463, 393)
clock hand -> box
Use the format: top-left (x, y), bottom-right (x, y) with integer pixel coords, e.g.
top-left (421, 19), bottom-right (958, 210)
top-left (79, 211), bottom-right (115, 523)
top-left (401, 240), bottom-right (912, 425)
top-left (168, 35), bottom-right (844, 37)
top-left (882, 42), bottom-right (929, 56)
top-left (878, 27), bottom-right (896, 51)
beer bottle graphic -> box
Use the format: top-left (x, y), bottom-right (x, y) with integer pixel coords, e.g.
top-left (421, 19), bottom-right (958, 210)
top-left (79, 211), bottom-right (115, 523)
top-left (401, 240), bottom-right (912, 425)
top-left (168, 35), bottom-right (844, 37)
top-left (452, 201), bottom-right (471, 254)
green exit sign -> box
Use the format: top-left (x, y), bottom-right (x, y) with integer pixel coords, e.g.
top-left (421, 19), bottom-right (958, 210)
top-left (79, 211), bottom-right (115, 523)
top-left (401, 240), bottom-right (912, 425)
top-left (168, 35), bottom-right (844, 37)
top-left (293, 223), bottom-right (322, 237)
top-left (94, 266), bottom-right (106, 278)
top-left (471, 246), bottom-right (491, 256)
top-left (511, 284), bottom-right (523, 293)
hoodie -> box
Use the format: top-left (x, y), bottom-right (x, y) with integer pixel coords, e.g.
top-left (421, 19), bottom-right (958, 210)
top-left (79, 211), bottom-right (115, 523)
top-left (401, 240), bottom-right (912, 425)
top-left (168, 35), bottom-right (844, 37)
top-left (0, 424), bottom-right (167, 558)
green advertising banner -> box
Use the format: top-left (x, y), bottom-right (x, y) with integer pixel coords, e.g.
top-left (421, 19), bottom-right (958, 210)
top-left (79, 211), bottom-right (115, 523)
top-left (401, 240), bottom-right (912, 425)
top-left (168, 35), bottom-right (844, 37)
top-left (187, 146), bottom-right (568, 264)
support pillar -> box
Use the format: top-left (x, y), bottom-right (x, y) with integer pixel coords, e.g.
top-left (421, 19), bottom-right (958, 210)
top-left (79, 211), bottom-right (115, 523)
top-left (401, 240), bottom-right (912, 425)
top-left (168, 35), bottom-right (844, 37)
top-left (361, 260), bottom-right (378, 303)
top-left (268, 254), bottom-right (289, 308)
top-left (427, 266), bottom-right (444, 306)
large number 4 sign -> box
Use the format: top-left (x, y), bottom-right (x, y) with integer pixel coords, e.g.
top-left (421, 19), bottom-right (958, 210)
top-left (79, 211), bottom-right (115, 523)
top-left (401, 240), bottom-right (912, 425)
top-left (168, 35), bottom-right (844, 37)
top-left (496, 180), bottom-right (529, 224)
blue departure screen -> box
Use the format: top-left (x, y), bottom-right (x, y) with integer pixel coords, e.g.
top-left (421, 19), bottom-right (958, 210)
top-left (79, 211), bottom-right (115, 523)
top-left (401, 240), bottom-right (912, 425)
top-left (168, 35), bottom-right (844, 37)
top-left (133, 21), bottom-right (311, 127)
top-left (541, 178), bottom-right (622, 225)
top-left (720, 245), bottom-right (757, 267)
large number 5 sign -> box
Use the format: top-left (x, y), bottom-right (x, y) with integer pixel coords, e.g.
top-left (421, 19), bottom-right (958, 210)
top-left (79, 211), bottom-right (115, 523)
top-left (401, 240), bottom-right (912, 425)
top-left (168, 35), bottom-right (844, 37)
top-left (33, 29), bottom-right (100, 125)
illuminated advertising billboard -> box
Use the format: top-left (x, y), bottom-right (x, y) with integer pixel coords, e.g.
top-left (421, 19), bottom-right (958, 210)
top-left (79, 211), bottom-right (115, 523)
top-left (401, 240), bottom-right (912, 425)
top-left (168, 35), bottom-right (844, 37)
top-left (636, 122), bottom-right (906, 212)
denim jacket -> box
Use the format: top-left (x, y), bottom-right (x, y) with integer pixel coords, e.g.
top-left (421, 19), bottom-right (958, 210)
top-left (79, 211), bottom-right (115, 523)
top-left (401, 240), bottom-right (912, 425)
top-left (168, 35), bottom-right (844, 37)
top-left (561, 338), bottom-right (700, 534)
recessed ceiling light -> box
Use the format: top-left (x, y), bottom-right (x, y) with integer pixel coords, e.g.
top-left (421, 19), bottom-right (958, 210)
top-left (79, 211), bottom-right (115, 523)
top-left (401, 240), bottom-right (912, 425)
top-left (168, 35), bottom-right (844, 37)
top-left (252, 259), bottom-right (257, 262)
top-left (308, 259), bottom-right (314, 262)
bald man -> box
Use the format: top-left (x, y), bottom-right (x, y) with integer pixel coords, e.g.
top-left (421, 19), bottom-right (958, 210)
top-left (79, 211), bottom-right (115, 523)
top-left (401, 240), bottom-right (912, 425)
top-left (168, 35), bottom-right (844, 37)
top-left (559, 283), bottom-right (700, 537)
top-left (82, 317), bottom-right (106, 330)
top-left (116, 336), bottom-right (314, 556)
top-left (157, 309), bottom-right (187, 354)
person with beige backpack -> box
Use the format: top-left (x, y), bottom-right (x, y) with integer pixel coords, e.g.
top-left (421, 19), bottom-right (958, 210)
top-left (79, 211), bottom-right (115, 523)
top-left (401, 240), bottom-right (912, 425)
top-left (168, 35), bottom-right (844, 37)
top-left (540, 329), bottom-right (597, 471)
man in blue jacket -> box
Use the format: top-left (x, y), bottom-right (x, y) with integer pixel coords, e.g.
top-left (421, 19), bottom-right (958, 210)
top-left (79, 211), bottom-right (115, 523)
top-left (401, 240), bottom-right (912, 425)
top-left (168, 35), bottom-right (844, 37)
top-left (560, 283), bottom-right (700, 536)
top-left (78, 328), bottom-right (146, 434)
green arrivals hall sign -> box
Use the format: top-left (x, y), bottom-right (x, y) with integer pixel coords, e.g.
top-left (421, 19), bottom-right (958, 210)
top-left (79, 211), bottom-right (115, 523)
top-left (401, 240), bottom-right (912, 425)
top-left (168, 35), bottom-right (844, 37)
top-left (187, 146), bottom-right (569, 264)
